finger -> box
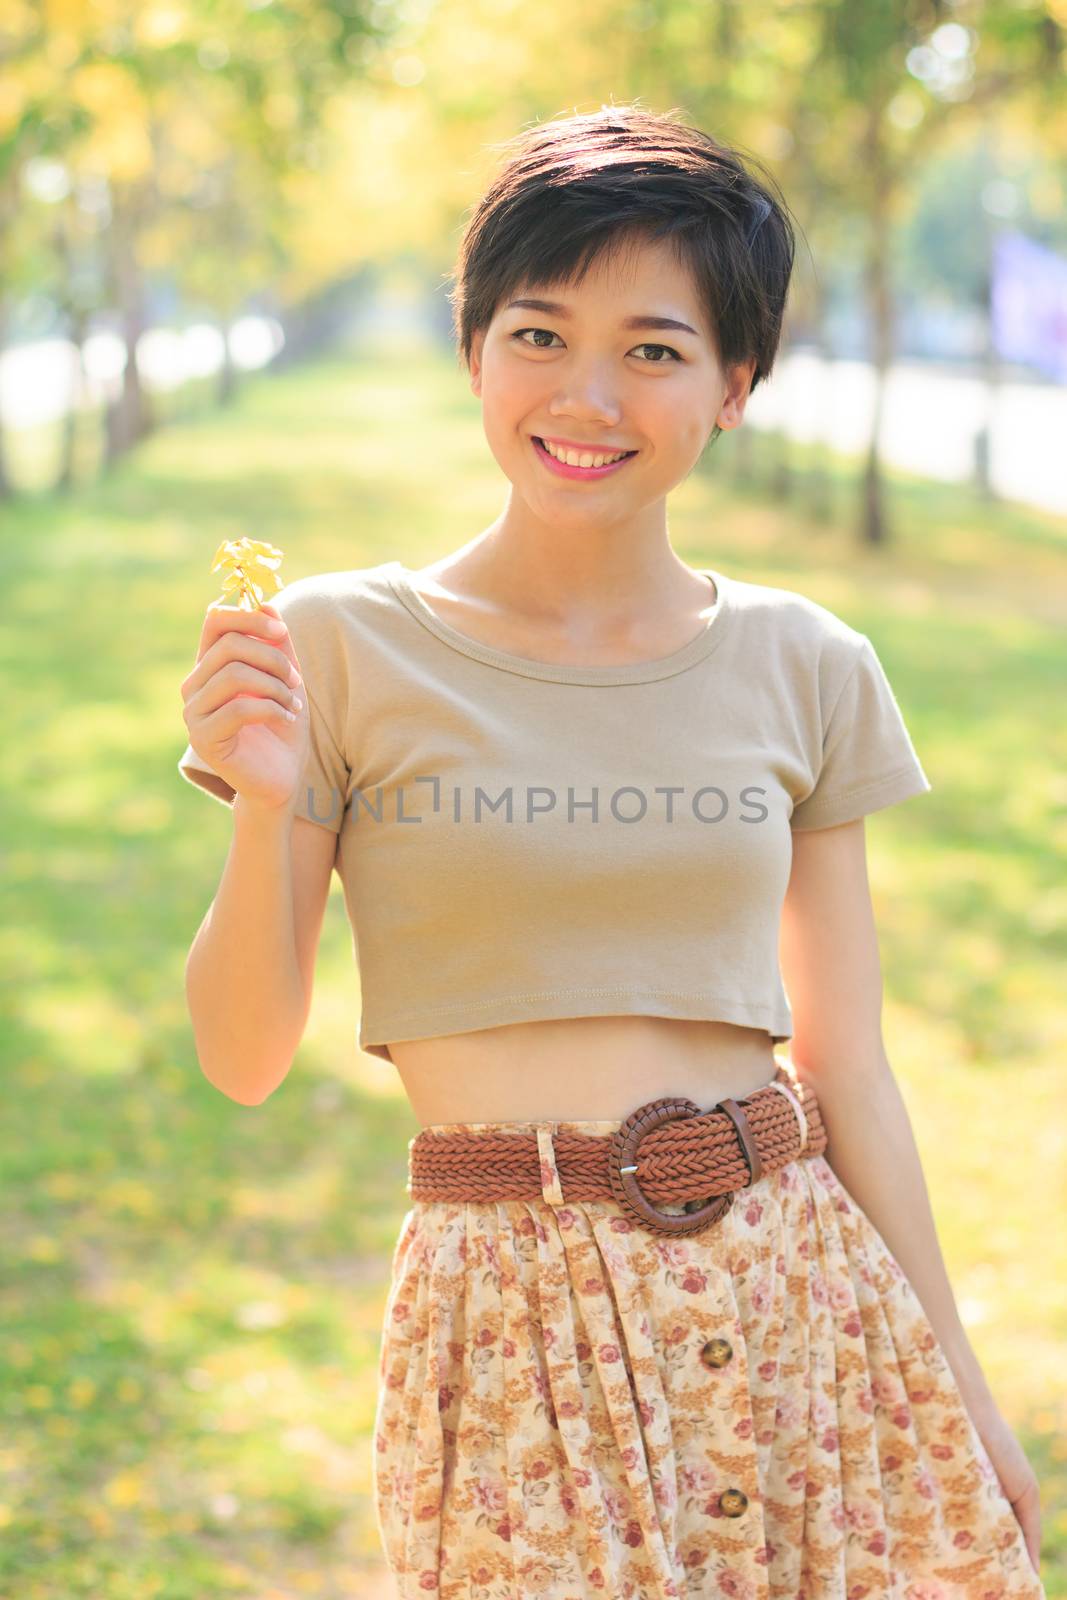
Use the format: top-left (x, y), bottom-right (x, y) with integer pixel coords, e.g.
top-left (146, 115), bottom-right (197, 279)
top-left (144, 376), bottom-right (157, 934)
top-left (215, 631), bottom-right (301, 690)
top-left (182, 620), bottom-right (302, 707)
top-left (187, 659), bottom-right (303, 724)
top-left (196, 601), bottom-right (288, 667)
top-left (256, 602), bottom-right (301, 674)
top-left (200, 690), bottom-right (300, 743)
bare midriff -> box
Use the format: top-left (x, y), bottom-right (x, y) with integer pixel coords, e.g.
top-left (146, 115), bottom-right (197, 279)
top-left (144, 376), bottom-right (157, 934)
top-left (387, 1015), bottom-right (783, 1129)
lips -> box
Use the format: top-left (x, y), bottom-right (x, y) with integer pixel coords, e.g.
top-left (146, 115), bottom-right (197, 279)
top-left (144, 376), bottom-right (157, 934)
top-left (536, 435), bottom-right (638, 457)
top-left (531, 435), bottom-right (639, 481)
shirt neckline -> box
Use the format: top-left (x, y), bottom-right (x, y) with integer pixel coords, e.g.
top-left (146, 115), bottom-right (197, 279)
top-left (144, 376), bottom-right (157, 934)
top-left (384, 561), bottom-right (733, 685)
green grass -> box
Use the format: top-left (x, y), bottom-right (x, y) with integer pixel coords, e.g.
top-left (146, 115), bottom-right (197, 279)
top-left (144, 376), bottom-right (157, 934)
top-left (2, 347), bottom-right (1065, 1596)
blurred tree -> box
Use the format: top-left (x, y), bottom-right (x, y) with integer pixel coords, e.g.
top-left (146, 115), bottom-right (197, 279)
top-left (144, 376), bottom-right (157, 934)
top-left (797, 0), bottom-right (1064, 543)
top-left (0, 0), bottom-right (53, 500)
top-left (579, 0), bottom-right (1064, 543)
top-left (0, 0), bottom-right (400, 497)
top-left (2, 0), bottom-right (1063, 512)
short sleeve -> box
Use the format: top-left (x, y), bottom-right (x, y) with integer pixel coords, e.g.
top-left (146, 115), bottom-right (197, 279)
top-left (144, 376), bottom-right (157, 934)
top-left (177, 579), bottom-right (350, 834)
top-left (790, 634), bottom-right (932, 832)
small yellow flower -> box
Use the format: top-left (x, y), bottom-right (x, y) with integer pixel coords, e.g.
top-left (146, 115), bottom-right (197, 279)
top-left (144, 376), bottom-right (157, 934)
top-left (210, 537), bottom-right (285, 611)
top-left (26, 1235), bottom-right (61, 1263)
top-left (68, 1377), bottom-right (97, 1408)
top-left (104, 1469), bottom-right (146, 1507)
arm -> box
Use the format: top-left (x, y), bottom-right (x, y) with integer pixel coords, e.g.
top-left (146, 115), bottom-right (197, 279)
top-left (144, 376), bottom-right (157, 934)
top-left (185, 802), bottom-right (336, 1104)
top-left (179, 592), bottom-right (347, 1104)
top-left (780, 818), bottom-right (1044, 1573)
top-left (778, 817), bottom-right (999, 1420)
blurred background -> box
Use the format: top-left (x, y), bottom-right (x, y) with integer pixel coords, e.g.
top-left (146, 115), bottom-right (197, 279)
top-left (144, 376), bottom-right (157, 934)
top-left (1, 2), bottom-right (1065, 1596)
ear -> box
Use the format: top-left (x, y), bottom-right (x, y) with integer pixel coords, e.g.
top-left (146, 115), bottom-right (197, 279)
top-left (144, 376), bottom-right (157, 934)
top-left (716, 356), bottom-right (758, 432)
top-left (470, 328), bottom-right (486, 398)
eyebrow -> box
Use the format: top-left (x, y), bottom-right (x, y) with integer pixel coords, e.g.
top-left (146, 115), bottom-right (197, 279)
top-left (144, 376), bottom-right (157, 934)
top-left (505, 297), bottom-right (700, 337)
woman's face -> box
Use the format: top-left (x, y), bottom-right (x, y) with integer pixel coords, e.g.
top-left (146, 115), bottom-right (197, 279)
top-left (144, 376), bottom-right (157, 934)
top-left (468, 233), bottom-right (756, 538)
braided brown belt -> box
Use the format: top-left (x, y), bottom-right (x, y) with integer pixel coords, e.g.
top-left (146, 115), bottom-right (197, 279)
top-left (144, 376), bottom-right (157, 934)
top-left (407, 1063), bottom-right (827, 1237)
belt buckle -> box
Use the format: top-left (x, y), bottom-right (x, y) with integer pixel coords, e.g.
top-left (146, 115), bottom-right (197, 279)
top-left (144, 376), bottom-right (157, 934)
top-left (608, 1095), bottom-right (760, 1237)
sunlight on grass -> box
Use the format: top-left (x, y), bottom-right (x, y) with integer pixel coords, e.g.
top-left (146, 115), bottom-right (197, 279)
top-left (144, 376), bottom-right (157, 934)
top-left (20, 986), bottom-right (144, 1075)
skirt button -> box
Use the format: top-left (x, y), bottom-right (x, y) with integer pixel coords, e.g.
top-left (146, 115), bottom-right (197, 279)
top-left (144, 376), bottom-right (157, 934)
top-left (718, 1487), bottom-right (749, 1517)
top-left (700, 1337), bottom-right (733, 1368)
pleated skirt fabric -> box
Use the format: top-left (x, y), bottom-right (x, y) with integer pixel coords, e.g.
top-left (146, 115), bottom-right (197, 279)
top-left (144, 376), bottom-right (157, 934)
top-left (372, 1093), bottom-right (1045, 1599)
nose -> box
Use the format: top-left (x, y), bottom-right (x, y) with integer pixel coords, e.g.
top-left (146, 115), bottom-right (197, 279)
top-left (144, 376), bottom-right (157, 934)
top-left (547, 360), bottom-right (626, 428)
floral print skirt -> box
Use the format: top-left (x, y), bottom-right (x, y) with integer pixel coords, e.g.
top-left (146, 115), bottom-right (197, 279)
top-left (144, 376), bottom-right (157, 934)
top-left (372, 1076), bottom-right (1045, 1599)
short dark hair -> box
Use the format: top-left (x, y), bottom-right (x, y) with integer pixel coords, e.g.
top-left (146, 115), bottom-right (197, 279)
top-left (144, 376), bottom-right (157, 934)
top-left (444, 102), bottom-right (797, 445)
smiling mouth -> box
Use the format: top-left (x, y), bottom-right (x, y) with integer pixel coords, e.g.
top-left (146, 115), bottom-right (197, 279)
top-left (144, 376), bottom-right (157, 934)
top-left (532, 436), bottom-right (639, 478)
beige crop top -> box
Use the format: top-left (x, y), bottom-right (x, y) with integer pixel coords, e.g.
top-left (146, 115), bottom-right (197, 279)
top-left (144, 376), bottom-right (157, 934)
top-left (178, 561), bottom-right (933, 1063)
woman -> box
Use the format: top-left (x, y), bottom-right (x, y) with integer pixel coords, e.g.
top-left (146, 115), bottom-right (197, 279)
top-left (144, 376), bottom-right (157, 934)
top-left (177, 105), bottom-right (1044, 1598)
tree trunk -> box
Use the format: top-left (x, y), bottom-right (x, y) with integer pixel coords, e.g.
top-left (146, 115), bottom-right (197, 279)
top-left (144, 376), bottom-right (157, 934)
top-left (860, 104), bottom-right (894, 547)
top-left (0, 287), bottom-right (11, 502)
top-left (806, 284), bottom-right (835, 530)
top-left (217, 321), bottom-right (238, 407)
top-left (57, 309), bottom-right (90, 495)
top-left (105, 195), bottom-right (154, 462)
top-left (973, 239), bottom-right (999, 503)
top-left (52, 208), bottom-right (90, 496)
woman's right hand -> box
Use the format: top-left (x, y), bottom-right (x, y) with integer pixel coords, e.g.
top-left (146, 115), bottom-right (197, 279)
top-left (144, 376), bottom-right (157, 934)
top-left (180, 600), bottom-right (308, 815)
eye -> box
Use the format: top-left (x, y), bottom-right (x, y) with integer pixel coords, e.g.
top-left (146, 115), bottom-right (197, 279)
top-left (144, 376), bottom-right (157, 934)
top-left (632, 342), bottom-right (684, 364)
top-left (511, 327), bottom-right (562, 350)
top-left (510, 328), bottom-right (684, 363)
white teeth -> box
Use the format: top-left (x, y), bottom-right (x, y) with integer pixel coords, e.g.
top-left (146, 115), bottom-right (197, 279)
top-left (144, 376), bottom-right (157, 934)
top-left (541, 439), bottom-right (630, 468)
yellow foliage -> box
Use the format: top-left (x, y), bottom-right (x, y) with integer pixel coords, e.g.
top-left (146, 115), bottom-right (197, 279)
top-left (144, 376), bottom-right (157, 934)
top-left (211, 537), bottom-right (285, 610)
top-left (151, 97), bottom-right (233, 173)
top-left (104, 1470), bottom-right (147, 1508)
top-left (67, 1377), bottom-right (97, 1407)
top-left (75, 113), bottom-right (155, 184)
top-left (45, 31), bottom-right (80, 69)
top-left (0, 78), bottom-right (28, 138)
top-left (133, 2), bottom-right (190, 49)
top-left (43, 1170), bottom-right (80, 1199)
top-left (65, 62), bottom-right (153, 181)
top-left (26, 1235), bottom-right (62, 1263)
top-left (43, 0), bottom-right (94, 28)
top-left (69, 63), bottom-right (143, 117)
top-left (2, 0), bottom-right (36, 36)
top-left (4, 56), bottom-right (58, 104)
top-left (98, 1179), bottom-right (159, 1218)
top-left (263, 90), bottom-right (300, 131)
